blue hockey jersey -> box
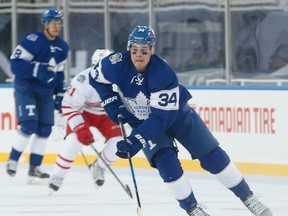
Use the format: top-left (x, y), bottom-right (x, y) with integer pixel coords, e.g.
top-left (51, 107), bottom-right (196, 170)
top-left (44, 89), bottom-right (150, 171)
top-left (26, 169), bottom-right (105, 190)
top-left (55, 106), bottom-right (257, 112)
top-left (10, 31), bottom-right (69, 95)
top-left (90, 51), bottom-right (192, 140)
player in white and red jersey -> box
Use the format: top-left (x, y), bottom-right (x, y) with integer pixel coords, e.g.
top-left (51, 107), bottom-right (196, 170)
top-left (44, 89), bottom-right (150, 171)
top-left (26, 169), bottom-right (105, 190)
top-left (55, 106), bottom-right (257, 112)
top-left (49, 49), bottom-right (122, 192)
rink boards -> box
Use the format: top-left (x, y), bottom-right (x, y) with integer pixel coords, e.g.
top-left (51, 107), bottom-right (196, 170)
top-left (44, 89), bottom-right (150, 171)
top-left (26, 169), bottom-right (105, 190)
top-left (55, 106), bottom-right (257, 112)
top-left (0, 86), bottom-right (287, 176)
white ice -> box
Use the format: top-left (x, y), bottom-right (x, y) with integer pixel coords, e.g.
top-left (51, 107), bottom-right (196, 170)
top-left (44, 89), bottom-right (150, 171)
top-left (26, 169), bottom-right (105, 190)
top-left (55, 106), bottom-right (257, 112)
top-left (0, 163), bottom-right (287, 216)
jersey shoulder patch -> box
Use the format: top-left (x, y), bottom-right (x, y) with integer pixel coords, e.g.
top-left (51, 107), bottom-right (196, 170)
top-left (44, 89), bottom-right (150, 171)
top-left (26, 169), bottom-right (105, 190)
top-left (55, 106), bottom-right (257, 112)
top-left (75, 68), bottom-right (90, 84)
top-left (108, 53), bottom-right (123, 64)
top-left (76, 74), bottom-right (86, 83)
top-left (26, 33), bottom-right (39, 42)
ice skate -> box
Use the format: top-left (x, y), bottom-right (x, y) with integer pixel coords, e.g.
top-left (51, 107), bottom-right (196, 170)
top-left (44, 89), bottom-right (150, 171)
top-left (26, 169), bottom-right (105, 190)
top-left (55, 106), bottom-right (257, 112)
top-left (242, 194), bottom-right (273, 216)
top-left (6, 160), bottom-right (18, 177)
top-left (187, 205), bottom-right (210, 216)
top-left (27, 166), bottom-right (50, 185)
top-left (91, 159), bottom-right (105, 187)
top-left (48, 175), bottom-right (64, 195)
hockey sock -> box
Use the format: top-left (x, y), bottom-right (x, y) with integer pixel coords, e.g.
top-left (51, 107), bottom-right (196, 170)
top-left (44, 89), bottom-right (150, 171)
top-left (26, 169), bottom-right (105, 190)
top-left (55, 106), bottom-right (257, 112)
top-left (30, 135), bottom-right (48, 166)
top-left (53, 133), bottom-right (82, 177)
top-left (199, 146), bottom-right (252, 199)
top-left (30, 153), bottom-right (44, 167)
top-left (154, 148), bottom-right (197, 211)
top-left (230, 178), bottom-right (252, 200)
top-left (9, 131), bottom-right (31, 161)
top-left (9, 148), bottom-right (22, 162)
top-left (168, 175), bottom-right (197, 211)
top-left (215, 162), bottom-right (252, 199)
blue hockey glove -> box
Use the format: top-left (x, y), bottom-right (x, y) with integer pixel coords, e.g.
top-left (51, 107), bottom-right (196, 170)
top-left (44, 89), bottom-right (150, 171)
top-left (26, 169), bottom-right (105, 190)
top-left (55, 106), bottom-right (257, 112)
top-left (33, 62), bottom-right (55, 84)
top-left (116, 131), bottom-right (147, 158)
top-left (101, 92), bottom-right (142, 127)
top-left (101, 92), bottom-right (123, 123)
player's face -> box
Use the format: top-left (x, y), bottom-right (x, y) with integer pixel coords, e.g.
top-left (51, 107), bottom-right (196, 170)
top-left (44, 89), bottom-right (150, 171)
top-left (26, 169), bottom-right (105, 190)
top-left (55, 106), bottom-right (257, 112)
top-left (130, 44), bottom-right (153, 72)
top-left (44, 20), bottom-right (62, 40)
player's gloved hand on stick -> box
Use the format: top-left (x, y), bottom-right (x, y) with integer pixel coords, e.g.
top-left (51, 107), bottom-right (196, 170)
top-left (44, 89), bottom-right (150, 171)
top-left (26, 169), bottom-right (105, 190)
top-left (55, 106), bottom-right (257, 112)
top-left (101, 92), bottom-right (142, 127)
top-left (33, 62), bottom-right (55, 84)
top-left (116, 130), bottom-right (146, 158)
top-left (74, 123), bottom-right (94, 145)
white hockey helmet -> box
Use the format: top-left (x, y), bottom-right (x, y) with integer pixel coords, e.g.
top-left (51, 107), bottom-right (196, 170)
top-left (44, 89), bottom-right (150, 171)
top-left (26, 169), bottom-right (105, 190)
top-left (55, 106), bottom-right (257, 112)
top-left (91, 49), bottom-right (112, 66)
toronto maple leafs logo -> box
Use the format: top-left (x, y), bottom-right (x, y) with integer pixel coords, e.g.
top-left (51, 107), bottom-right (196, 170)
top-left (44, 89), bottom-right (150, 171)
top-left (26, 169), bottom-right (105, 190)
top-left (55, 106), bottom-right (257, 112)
top-left (109, 53), bottom-right (122, 64)
top-left (50, 46), bottom-right (63, 52)
top-left (125, 91), bottom-right (150, 120)
top-left (130, 73), bottom-right (144, 86)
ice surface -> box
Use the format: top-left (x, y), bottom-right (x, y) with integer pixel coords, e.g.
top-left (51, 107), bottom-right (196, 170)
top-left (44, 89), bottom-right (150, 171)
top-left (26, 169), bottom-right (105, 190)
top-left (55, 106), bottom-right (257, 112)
top-left (0, 163), bottom-right (287, 216)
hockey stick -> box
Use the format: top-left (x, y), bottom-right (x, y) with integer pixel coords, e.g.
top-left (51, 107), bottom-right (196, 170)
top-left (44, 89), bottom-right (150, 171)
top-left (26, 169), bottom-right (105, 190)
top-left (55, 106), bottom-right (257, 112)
top-left (81, 148), bottom-right (132, 198)
top-left (80, 150), bottom-right (92, 171)
top-left (80, 149), bottom-right (106, 190)
top-left (118, 115), bottom-right (143, 216)
top-left (80, 150), bottom-right (102, 189)
top-left (89, 144), bottom-right (133, 199)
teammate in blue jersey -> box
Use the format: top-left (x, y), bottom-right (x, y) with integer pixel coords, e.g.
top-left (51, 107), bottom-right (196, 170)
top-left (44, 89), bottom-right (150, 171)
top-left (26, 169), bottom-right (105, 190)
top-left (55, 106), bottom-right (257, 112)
top-left (6, 8), bottom-right (69, 184)
top-left (89, 26), bottom-right (272, 216)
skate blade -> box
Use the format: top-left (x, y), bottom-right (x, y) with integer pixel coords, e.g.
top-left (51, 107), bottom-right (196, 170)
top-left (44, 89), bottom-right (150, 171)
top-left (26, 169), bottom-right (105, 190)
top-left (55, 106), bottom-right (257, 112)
top-left (137, 207), bottom-right (143, 216)
top-left (27, 176), bottom-right (49, 185)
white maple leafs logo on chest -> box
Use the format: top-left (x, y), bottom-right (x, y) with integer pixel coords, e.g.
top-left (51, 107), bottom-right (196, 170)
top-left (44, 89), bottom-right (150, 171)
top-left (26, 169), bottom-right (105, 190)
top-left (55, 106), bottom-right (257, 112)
top-left (125, 91), bottom-right (150, 120)
top-left (50, 45), bottom-right (63, 52)
top-left (130, 73), bottom-right (144, 86)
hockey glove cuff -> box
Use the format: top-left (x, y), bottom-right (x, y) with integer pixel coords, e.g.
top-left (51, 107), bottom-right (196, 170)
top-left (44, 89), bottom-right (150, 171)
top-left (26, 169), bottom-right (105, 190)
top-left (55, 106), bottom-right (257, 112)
top-left (33, 62), bottom-right (55, 84)
top-left (101, 92), bottom-right (124, 123)
top-left (74, 123), bottom-right (94, 146)
top-left (116, 130), bottom-right (147, 158)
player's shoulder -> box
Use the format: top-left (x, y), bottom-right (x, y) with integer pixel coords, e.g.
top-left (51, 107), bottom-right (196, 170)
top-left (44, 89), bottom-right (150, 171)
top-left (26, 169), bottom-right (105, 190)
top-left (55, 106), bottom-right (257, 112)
top-left (151, 54), bottom-right (173, 70)
top-left (150, 54), bottom-right (176, 78)
top-left (99, 51), bottom-right (129, 79)
top-left (72, 67), bottom-right (91, 84)
top-left (101, 51), bottom-right (129, 67)
top-left (20, 31), bottom-right (43, 45)
top-left (148, 54), bottom-right (178, 90)
top-left (18, 31), bottom-right (47, 53)
top-left (71, 67), bottom-right (92, 90)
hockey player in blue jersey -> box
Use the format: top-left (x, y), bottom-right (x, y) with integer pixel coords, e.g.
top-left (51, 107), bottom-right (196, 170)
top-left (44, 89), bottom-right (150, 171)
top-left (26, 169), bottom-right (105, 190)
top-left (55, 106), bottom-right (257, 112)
top-left (89, 26), bottom-right (273, 216)
top-left (6, 8), bottom-right (69, 184)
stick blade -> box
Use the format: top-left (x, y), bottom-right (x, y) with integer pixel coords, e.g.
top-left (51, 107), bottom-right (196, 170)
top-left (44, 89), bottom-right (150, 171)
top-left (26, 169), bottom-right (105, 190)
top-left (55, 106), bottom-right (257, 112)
top-left (126, 184), bottom-right (133, 199)
top-left (137, 207), bottom-right (143, 216)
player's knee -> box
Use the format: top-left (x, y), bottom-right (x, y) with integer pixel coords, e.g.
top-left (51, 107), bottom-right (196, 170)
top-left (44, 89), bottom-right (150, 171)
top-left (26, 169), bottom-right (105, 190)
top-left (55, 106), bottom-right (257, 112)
top-left (199, 146), bottom-right (230, 174)
top-left (35, 123), bottom-right (52, 138)
top-left (153, 148), bottom-right (183, 182)
top-left (19, 121), bottom-right (38, 135)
